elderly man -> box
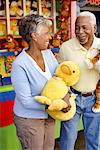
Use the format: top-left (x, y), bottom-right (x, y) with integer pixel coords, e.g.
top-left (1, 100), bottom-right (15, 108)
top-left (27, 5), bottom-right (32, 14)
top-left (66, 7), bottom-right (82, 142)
top-left (58, 11), bottom-right (100, 150)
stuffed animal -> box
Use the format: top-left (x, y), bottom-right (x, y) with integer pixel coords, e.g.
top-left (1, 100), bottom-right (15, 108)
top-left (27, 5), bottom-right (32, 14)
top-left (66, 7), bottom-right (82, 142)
top-left (0, 20), bottom-right (6, 36)
top-left (49, 0), bottom-right (70, 48)
top-left (84, 52), bottom-right (100, 71)
top-left (26, 1), bottom-right (33, 15)
top-left (93, 79), bottom-right (100, 113)
top-left (85, 51), bottom-right (100, 113)
top-left (42, 0), bottom-right (51, 18)
top-left (59, 0), bottom-right (70, 21)
top-left (35, 61), bottom-right (81, 121)
top-left (10, 1), bottom-right (23, 17)
top-left (91, 53), bottom-right (100, 72)
top-left (10, 20), bottom-right (19, 36)
top-left (2, 34), bottom-right (21, 55)
top-left (52, 34), bottom-right (61, 48)
top-left (91, 53), bottom-right (100, 113)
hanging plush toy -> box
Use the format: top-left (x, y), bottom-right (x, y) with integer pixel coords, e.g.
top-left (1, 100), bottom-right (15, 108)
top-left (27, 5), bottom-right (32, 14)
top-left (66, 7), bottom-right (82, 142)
top-left (49, 0), bottom-right (70, 48)
top-left (85, 50), bottom-right (100, 113)
top-left (35, 61), bottom-right (81, 121)
top-left (93, 78), bottom-right (100, 113)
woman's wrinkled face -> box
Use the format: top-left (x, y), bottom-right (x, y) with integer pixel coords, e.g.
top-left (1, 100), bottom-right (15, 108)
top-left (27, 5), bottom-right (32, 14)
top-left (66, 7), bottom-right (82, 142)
top-left (35, 24), bottom-right (51, 50)
top-left (75, 16), bottom-right (96, 46)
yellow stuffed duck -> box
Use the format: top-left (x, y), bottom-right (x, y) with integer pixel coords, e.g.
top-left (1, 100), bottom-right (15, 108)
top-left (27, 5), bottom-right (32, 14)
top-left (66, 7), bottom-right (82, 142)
top-left (35, 61), bottom-right (81, 121)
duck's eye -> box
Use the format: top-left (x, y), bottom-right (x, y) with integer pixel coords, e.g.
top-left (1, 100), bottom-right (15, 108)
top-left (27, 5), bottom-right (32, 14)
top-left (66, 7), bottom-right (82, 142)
top-left (73, 70), bottom-right (75, 73)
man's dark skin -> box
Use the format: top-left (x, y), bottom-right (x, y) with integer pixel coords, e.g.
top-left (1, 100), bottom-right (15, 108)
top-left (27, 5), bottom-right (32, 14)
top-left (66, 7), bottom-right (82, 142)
top-left (45, 93), bottom-right (71, 112)
top-left (61, 93), bottom-right (71, 113)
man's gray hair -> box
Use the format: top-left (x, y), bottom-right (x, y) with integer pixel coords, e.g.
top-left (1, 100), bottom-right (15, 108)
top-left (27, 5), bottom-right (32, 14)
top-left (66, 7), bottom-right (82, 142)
top-left (77, 11), bottom-right (96, 25)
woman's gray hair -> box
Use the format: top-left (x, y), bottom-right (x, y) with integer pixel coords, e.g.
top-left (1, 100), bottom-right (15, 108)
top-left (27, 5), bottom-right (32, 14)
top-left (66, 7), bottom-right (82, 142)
top-left (77, 11), bottom-right (96, 25)
top-left (19, 14), bottom-right (49, 43)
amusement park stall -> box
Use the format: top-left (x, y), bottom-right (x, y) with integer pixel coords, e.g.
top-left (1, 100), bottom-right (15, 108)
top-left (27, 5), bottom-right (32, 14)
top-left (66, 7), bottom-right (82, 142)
top-left (0, 0), bottom-right (84, 149)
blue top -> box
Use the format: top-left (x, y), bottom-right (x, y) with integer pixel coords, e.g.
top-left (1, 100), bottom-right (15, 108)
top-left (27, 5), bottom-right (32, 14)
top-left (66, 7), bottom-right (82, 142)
top-left (11, 49), bottom-right (58, 119)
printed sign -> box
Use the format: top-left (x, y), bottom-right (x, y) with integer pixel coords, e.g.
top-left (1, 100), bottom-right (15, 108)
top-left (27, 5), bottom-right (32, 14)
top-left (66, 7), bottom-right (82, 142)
top-left (86, 0), bottom-right (100, 5)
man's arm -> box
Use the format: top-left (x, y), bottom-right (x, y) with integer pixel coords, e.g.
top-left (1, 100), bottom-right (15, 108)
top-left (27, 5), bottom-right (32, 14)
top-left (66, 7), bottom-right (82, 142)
top-left (61, 92), bottom-right (71, 113)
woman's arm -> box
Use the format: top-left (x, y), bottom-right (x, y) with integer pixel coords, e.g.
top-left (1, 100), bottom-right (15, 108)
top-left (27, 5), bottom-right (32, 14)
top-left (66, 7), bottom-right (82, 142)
top-left (11, 63), bottom-right (45, 111)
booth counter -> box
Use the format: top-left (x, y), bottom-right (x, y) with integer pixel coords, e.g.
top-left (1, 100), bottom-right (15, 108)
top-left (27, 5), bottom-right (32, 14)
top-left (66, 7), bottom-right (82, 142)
top-left (0, 85), bottom-right (83, 150)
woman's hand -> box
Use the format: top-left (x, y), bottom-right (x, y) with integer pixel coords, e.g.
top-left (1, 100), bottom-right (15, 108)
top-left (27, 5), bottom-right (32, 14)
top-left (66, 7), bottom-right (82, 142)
top-left (61, 93), bottom-right (71, 113)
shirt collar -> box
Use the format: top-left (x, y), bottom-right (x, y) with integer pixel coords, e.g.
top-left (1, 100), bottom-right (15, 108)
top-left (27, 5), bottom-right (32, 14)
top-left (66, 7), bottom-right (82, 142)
top-left (90, 35), bottom-right (100, 50)
top-left (74, 35), bottom-right (99, 52)
top-left (73, 37), bottom-right (86, 51)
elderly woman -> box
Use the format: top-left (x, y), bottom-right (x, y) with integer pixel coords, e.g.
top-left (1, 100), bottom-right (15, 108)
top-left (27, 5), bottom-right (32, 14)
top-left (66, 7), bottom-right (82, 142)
top-left (11, 14), bottom-right (58, 150)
